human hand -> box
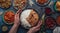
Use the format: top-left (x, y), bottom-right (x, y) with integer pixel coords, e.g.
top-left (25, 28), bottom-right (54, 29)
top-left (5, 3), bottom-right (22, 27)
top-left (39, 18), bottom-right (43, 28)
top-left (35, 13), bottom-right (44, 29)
top-left (27, 20), bottom-right (42, 33)
top-left (14, 9), bottom-right (22, 26)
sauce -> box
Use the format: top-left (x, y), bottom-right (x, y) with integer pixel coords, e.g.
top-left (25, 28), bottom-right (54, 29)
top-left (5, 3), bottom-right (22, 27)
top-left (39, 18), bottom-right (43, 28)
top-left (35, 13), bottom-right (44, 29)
top-left (45, 17), bottom-right (56, 29)
top-left (45, 7), bottom-right (52, 15)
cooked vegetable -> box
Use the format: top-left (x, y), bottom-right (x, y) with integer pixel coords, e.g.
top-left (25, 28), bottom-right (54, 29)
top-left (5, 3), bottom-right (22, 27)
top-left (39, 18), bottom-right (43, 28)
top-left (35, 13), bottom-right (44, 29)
top-left (4, 11), bottom-right (15, 23)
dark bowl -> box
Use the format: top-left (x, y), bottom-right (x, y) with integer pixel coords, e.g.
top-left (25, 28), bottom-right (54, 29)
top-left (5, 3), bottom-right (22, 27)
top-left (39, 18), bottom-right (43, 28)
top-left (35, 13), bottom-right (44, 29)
top-left (45, 16), bottom-right (56, 29)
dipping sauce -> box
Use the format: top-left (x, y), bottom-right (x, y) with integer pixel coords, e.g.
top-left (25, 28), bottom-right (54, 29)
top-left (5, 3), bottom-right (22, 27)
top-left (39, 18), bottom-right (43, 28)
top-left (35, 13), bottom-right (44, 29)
top-left (4, 11), bottom-right (15, 24)
top-left (45, 7), bottom-right (52, 15)
top-left (56, 16), bottom-right (60, 25)
top-left (45, 17), bottom-right (56, 29)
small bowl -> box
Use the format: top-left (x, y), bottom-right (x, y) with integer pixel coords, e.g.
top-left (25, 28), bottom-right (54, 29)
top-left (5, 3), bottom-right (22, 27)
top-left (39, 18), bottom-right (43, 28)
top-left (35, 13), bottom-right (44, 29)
top-left (45, 29), bottom-right (53, 33)
top-left (35, 0), bottom-right (51, 7)
top-left (54, 1), bottom-right (60, 13)
top-left (44, 7), bottom-right (52, 15)
top-left (2, 10), bottom-right (15, 25)
top-left (1, 25), bottom-right (8, 32)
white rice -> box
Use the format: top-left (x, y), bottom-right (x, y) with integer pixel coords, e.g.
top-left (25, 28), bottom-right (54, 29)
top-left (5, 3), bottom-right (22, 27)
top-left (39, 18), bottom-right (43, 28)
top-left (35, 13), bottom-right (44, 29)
top-left (20, 9), bottom-right (32, 29)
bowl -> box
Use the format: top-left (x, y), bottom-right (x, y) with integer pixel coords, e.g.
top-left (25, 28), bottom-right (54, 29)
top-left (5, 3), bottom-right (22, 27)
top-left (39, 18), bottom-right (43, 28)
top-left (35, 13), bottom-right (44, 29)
top-left (35, 0), bottom-right (51, 6)
top-left (45, 16), bottom-right (56, 29)
top-left (0, 0), bottom-right (12, 9)
top-left (3, 10), bottom-right (15, 25)
top-left (45, 7), bottom-right (52, 15)
top-left (54, 1), bottom-right (60, 13)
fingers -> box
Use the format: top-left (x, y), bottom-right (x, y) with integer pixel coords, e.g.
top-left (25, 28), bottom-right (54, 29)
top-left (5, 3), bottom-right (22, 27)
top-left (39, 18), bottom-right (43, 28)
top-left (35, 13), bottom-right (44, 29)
top-left (35, 27), bottom-right (40, 31)
top-left (16, 9), bottom-right (22, 14)
top-left (36, 20), bottom-right (42, 28)
top-left (37, 20), bottom-right (42, 26)
top-left (15, 9), bottom-right (22, 17)
top-left (31, 20), bottom-right (42, 29)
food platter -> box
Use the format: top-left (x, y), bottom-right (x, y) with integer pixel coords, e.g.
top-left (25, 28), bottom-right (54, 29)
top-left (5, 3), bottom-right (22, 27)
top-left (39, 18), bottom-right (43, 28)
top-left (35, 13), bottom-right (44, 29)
top-left (0, 0), bottom-right (60, 33)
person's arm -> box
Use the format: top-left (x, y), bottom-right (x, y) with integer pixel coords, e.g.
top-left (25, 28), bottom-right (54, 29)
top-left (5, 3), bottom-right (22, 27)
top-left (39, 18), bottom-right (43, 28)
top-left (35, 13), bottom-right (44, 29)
top-left (9, 24), bottom-right (20, 33)
top-left (27, 20), bottom-right (42, 33)
top-left (9, 9), bottom-right (22, 33)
